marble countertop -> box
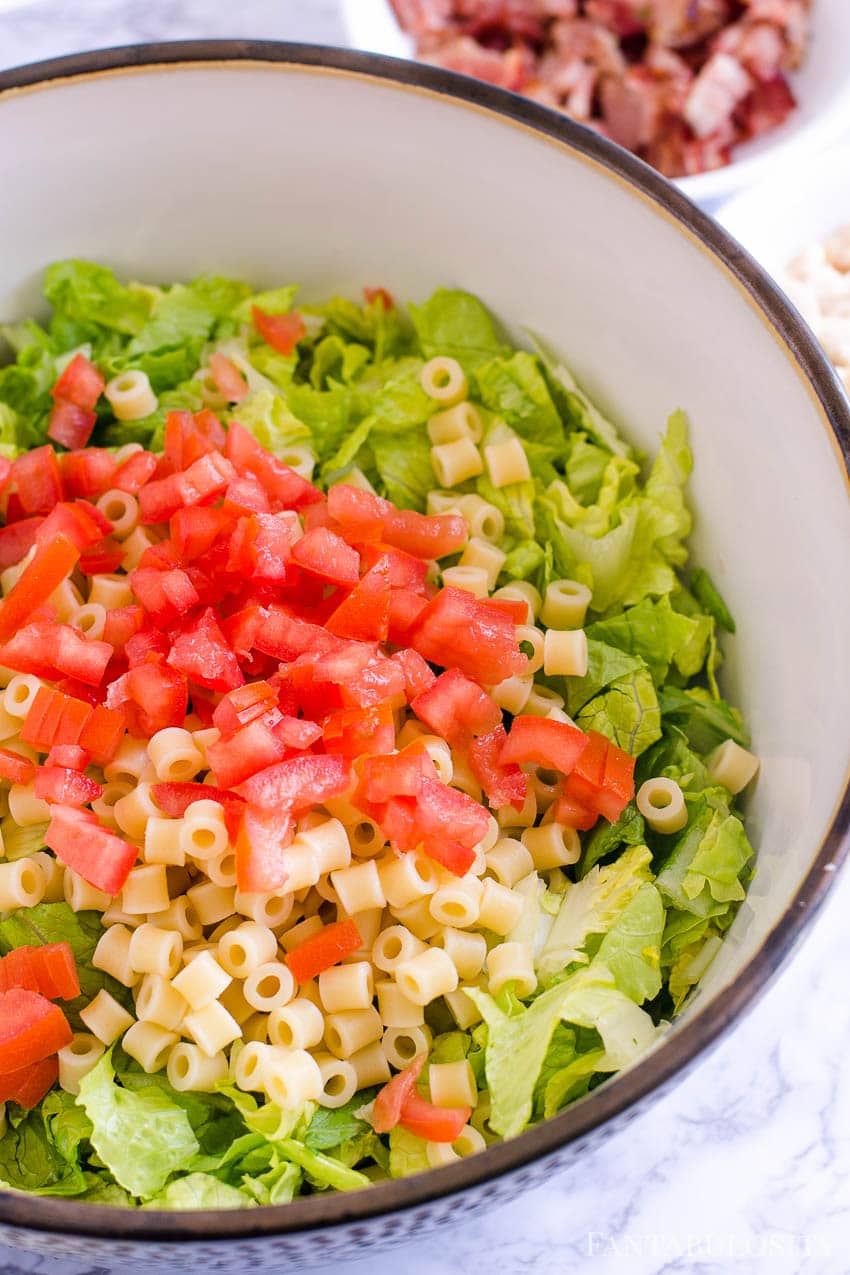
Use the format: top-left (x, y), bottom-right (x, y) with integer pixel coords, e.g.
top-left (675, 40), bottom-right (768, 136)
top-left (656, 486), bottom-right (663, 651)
top-left (0, 4), bottom-right (848, 1273)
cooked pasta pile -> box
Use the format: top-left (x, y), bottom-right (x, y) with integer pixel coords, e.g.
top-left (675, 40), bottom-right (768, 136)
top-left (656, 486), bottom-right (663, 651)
top-left (0, 269), bottom-right (758, 1206)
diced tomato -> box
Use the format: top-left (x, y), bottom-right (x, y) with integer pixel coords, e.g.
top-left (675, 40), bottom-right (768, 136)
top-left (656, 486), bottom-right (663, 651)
top-left (79, 537), bottom-right (125, 576)
top-left (500, 715), bottom-right (589, 776)
top-left (414, 777), bottom-right (490, 850)
top-left (47, 400), bottom-right (97, 450)
top-left (106, 662), bottom-right (187, 737)
top-left (391, 648), bottom-right (436, 701)
top-left (571, 730), bottom-right (608, 791)
top-left (360, 744), bottom-right (436, 804)
top-left (102, 604), bottom-right (146, 650)
top-left (225, 422), bottom-right (322, 511)
top-left (167, 607), bottom-right (244, 693)
top-left (322, 703), bottom-right (396, 759)
top-left (0, 942), bottom-right (80, 1001)
top-left (163, 410), bottom-right (205, 473)
top-left (0, 619), bottom-right (112, 687)
top-left (245, 604), bottom-right (341, 662)
top-left (112, 449), bottom-right (158, 494)
top-left (410, 587), bottom-right (527, 685)
top-left (237, 753), bottom-right (351, 812)
top-left (0, 947), bottom-right (39, 993)
top-left (468, 725), bottom-right (528, 811)
top-left (45, 805), bottom-right (137, 894)
top-left (284, 918), bottom-right (362, 983)
top-left (212, 682), bottom-right (278, 738)
top-left (59, 448), bottom-right (116, 501)
top-left (170, 506), bottom-right (232, 561)
top-left (301, 501), bottom-right (332, 532)
top-left (0, 747), bottom-right (35, 785)
top-left (372, 1053), bottom-right (426, 1134)
top-left (551, 783), bottom-right (599, 832)
top-left (192, 409), bottom-right (227, 451)
top-left (209, 351), bottom-right (249, 403)
top-left (151, 780), bottom-right (246, 840)
top-left (382, 508), bottom-right (468, 559)
top-left (77, 704), bottom-right (125, 764)
top-left (326, 484), bottom-right (390, 542)
top-left (11, 446), bottom-right (64, 515)
top-left (21, 686), bottom-right (91, 752)
top-left (34, 764), bottom-right (103, 806)
top-left (227, 513), bottom-right (292, 584)
top-left (423, 838), bottom-right (477, 875)
top-left (0, 1054), bottom-right (58, 1108)
top-left (234, 805), bottom-right (295, 893)
top-left (326, 557), bottom-right (391, 641)
top-left (138, 452), bottom-right (234, 524)
top-left (125, 629), bottom-right (169, 667)
top-left (359, 542), bottom-right (430, 593)
top-left (223, 474), bottom-right (272, 517)
top-left (0, 533), bottom-right (80, 641)
top-left (486, 597), bottom-right (529, 624)
top-left (0, 988), bottom-right (73, 1072)
top-left (252, 306), bottom-right (307, 356)
top-left (398, 1092), bottom-right (471, 1143)
top-left (0, 517), bottom-right (44, 570)
top-left (36, 501), bottom-right (109, 553)
top-left (46, 744), bottom-right (89, 770)
top-left (130, 566), bottom-right (200, 626)
top-left (594, 740), bottom-right (636, 824)
top-left (206, 714), bottom-right (289, 789)
top-left (363, 286), bottom-right (395, 310)
top-left (291, 526), bottom-right (360, 587)
top-left (388, 588), bottom-right (430, 645)
top-left (411, 667), bottom-right (501, 748)
top-left (51, 353), bottom-right (104, 411)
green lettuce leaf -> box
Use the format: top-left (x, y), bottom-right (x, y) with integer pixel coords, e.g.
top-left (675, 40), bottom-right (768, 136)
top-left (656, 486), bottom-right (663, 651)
top-left (409, 288), bottom-right (507, 369)
top-left (371, 430), bottom-right (433, 510)
top-left (78, 1052), bottom-right (199, 1198)
top-left (579, 802), bottom-right (646, 877)
top-left (592, 882), bottom-right (664, 1004)
top-left (564, 432), bottom-right (611, 503)
top-left (144, 1173), bottom-right (255, 1210)
top-left (0, 1106), bottom-right (88, 1196)
top-left (586, 596), bottom-right (702, 687)
top-left (576, 665), bottom-right (662, 756)
top-left (658, 686), bottom-right (750, 753)
top-left (655, 795), bottom-right (752, 916)
top-left (564, 639), bottom-right (645, 716)
top-left (531, 334), bottom-right (632, 457)
top-left (690, 567), bottom-right (736, 633)
top-left (303, 1095), bottom-right (374, 1152)
top-left (43, 260), bottom-right (152, 338)
top-left (388, 1126), bottom-right (430, 1178)
top-left (474, 352), bottom-right (566, 457)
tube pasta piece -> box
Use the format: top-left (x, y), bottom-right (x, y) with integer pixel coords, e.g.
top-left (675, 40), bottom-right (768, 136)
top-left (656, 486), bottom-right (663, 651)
top-left (148, 728), bottom-right (204, 784)
top-left (381, 1024), bottom-right (433, 1071)
top-left (375, 979), bottom-right (425, 1028)
top-left (496, 787), bottom-right (537, 831)
top-left (483, 436), bottom-right (531, 487)
top-left (459, 537), bottom-right (506, 590)
top-left (100, 898), bottom-right (141, 930)
top-left (477, 879), bottom-right (525, 935)
top-left (148, 896), bottom-right (203, 941)
top-left (349, 1040), bottom-right (392, 1089)
top-left (167, 1042), bottom-right (228, 1093)
top-left (79, 989), bottom-right (135, 1046)
top-left (217, 922), bottom-right (278, 978)
top-left (419, 737), bottom-right (453, 785)
top-left (134, 973), bottom-right (188, 1032)
top-left (515, 625), bottom-right (545, 676)
top-left (456, 493), bottom-right (504, 543)
top-left (104, 369), bottom-right (158, 421)
top-left (488, 675), bottom-right (533, 715)
top-left (233, 1040), bottom-right (271, 1092)
top-left (434, 927), bottom-right (487, 981)
top-left (444, 985), bottom-right (484, 1030)
top-left (318, 960), bottom-right (374, 1013)
top-left (347, 817), bottom-right (385, 860)
top-left (128, 923), bottom-right (183, 979)
top-left (180, 799), bottom-right (230, 863)
top-left (8, 784), bottom-right (50, 827)
top-left (487, 941), bottom-right (537, 997)
top-left (429, 1059), bottom-right (477, 1109)
top-left (95, 488), bottom-right (140, 539)
top-left (262, 1047), bottom-right (324, 1107)
top-left (440, 564), bottom-right (489, 599)
top-left (143, 817), bottom-right (185, 867)
top-left (267, 998), bottom-right (325, 1050)
top-left (427, 401), bottom-right (483, 445)
top-left (521, 822), bottom-right (581, 870)
top-left (69, 602), bottom-right (107, 641)
top-left (182, 1000), bottom-right (241, 1057)
top-left (448, 751), bottom-right (483, 802)
top-left (121, 864), bottom-right (170, 915)
top-left (543, 628), bottom-right (588, 678)
top-left (486, 838), bottom-right (534, 888)
top-left (279, 915), bottom-right (324, 953)
top-left (105, 737), bottom-right (153, 785)
top-left (378, 854), bottom-right (440, 911)
top-left (431, 438), bottom-right (484, 489)
top-left (426, 490), bottom-right (461, 516)
top-left (395, 947), bottom-right (459, 1006)
top-left (426, 1125), bottom-right (486, 1167)
top-left (48, 578), bottom-right (84, 624)
top-left (243, 961), bottom-right (296, 1012)
top-left (122, 1020), bottom-right (179, 1074)
top-left (30, 852), bottom-right (65, 904)
top-left (241, 1012), bottom-right (270, 1044)
top-left (3, 674), bottom-right (43, 719)
top-left (185, 880), bottom-right (236, 926)
top-left (390, 897), bottom-right (443, 942)
top-left (88, 574), bottom-right (134, 610)
top-left (172, 950), bottom-right (231, 1010)
top-left (206, 850), bottom-right (238, 889)
top-left (429, 878), bottom-right (483, 929)
top-left (234, 890), bottom-right (294, 929)
top-left (93, 925), bottom-right (139, 988)
top-left (58, 1033), bottom-right (106, 1096)
top-left (296, 817), bottom-right (351, 874)
top-left (113, 782), bottom-right (159, 840)
top-left (344, 906), bottom-right (384, 957)
top-left (331, 860), bottom-right (386, 915)
top-left (419, 356), bottom-right (467, 405)
top-left (371, 925), bottom-right (427, 973)
top-left (276, 838), bottom-right (321, 893)
top-left (636, 777), bottom-right (689, 833)
top-left (0, 858), bottom-right (46, 910)
top-left (707, 739), bottom-right (760, 795)
top-left (313, 1052), bottom-right (358, 1109)
top-left (323, 1006), bottom-right (383, 1059)
top-left (541, 579), bottom-right (592, 630)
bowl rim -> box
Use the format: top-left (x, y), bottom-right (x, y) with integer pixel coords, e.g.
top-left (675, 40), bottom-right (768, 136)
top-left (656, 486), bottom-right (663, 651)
top-left (0, 37), bottom-right (848, 1245)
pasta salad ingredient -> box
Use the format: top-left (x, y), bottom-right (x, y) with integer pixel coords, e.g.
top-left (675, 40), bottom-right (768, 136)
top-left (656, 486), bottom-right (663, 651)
top-left (0, 264), bottom-right (758, 1207)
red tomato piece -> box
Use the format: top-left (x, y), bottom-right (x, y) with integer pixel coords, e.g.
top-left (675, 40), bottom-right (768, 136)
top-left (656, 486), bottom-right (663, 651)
top-left (163, 411), bottom-right (205, 473)
top-left (125, 629), bottom-right (169, 667)
top-left (372, 1053), bottom-right (426, 1134)
top-left (21, 687), bottom-right (89, 752)
top-left (0, 1054), bottom-right (58, 1108)
top-left (150, 781), bottom-right (246, 840)
top-left (34, 764), bottom-right (103, 806)
top-left (410, 587), bottom-right (527, 685)
top-left (359, 542), bottom-right (430, 592)
top-left (130, 566), bottom-right (200, 626)
top-left (223, 474), bottom-right (272, 517)
top-left (46, 744), bottom-right (89, 770)
top-left (36, 502), bottom-right (106, 552)
top-left (0, 747), bottom-right (35, 785)
top-left (391, 648), bottom-right (436, 701)
top-left (325, 557), bottom-right (391, 642)
top-left (209, 351), bottom-right (249, 403)
top-left (284, 919), bottom-right (362, 983)
top-left (170, 507), bottom-right (232, 561)
top-left (111, 449), bottom-right (158, 494)
top-left (360, 743), bottom-right (436, 804)
top-left (411, 667), bottom-right (502, 748)
top-left (0, 533), bottom-right (80, 641)
top-left (252, 306), bottom-right (307, 356)
top-left (0, 620), bottom-right (112, 687)
top-left (11, 446), bottom-right (64, 515)
top-left (486, 597), bottom-right (529, 624)
top-left (47, 401), bottom-right (97, 450)
top-left (167, 607), bottom-right (244, 693)
top-left (234, 805), bottom-right (295, 894)
top-left (225, 423), bottom-right (322, 510)
top-left (227, 513), bottom-right (293, 584)
top-left (106, 662), bottom-right (188, 737)
top-left (0, 517), bottom-right (45, 570)
top-left (500, 715), bottom-right (589, 776)
top-left (247, 604), bottom-right (341, 662)
top-left (102, 604), bottom-right (146, 649)
top-left (398, 1092), bottom-right (471, 1143)
top-left (382, 508), bottom-right (468, 559)
top-left (594, 740), bottom-right (636, 823)
top-left (322, 703), bottom-right (396, 759)
top-left (0, 947), bottom-right (39, 993)
top-left (205, 715), bottom-right (289, 789)
top-left (51, 353), bottom-right (104, 411)
top-left (236, 753), bottom-right (351, 812)
top-left (291, 526), bottom-right (360, 587)
top-left (192, 409), bottom-right (227, 451)
top-left (79, 537), bottom-right (125, 576)
top-left (45, 805), bottom-right (137, 894)
top-left (571, 730), bottom-right (609, 790)
top-left (414, 777), bottom-right (491, 851)
top-left (388, 588), bottom-right (430, 645)
top-left (0, 988), bottom-right (73, 1072)
top-left (77, 704), bottom-right (125, 764)
top-left (552, 784), bottom-right (599, 832)
top-left (424, 838), bottom-right (477, 875)
top-left (468, 725), bottom-right (528, 811)
top-left (212, 681), bottom-right (278, 737)
top-left (326, 484), bottom-right (390, 542)
top-left (59, 448), bottom-right (116, 500)
top-left (0, 943), bottom-right (80, 1001)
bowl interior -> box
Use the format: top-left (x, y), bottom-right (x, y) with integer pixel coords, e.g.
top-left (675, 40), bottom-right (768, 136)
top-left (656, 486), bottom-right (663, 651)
top-left (0, 45), bottom-right (848, 1231)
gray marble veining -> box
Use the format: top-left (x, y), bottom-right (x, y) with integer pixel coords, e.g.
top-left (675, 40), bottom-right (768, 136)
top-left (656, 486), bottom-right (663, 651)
top-left (0, 3), bottom-right (848, 1272)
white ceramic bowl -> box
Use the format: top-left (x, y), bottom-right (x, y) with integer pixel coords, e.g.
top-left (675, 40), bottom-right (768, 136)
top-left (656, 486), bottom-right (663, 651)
top-left (0, 40), bottom-right (848, 1273)
top-left (341, 0), bottom-right (850, 208)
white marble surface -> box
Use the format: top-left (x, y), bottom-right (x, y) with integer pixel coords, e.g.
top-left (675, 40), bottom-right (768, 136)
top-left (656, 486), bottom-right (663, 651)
top-left (0, 4), bottom-right (848, 1273)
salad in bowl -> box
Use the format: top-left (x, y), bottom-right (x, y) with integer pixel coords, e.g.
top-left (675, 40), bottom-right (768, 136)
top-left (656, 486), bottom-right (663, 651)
top-left (0, 263), bottom-right (758, 1208)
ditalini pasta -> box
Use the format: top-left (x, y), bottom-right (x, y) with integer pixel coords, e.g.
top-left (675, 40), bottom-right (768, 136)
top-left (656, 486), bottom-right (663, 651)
top-left (0, 271), bottom-right (758, 1211)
